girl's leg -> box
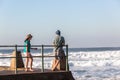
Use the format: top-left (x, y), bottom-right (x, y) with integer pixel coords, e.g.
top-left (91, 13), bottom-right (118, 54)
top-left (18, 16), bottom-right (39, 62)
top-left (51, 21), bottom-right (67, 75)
top-left (25, 52), bottom-right (29, 71)
top-left (29, 53), bottom-right (34, 71)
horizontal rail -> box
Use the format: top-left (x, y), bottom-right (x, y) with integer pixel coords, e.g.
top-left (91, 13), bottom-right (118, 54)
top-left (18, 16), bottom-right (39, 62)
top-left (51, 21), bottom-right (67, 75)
top-left (0, 45), bottom-right (66, 47)
top-left (0, 56), bottom-right (67, 58)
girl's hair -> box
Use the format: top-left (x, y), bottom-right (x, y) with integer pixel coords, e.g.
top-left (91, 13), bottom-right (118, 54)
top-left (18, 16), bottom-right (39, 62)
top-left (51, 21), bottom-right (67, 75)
top-left (24, 38), bottom-right (29, 42)
top-left (24, 34), bottom-right (32, 42)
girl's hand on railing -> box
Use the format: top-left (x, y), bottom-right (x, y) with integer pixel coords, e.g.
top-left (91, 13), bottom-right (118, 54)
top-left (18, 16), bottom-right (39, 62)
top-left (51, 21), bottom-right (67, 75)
top-left (31, 48), bottom-right (38, 50)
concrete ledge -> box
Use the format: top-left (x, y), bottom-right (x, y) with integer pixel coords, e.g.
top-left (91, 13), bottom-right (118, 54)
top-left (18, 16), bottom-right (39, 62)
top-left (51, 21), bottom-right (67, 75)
top-left (0, 70), bottom-right (75, 80)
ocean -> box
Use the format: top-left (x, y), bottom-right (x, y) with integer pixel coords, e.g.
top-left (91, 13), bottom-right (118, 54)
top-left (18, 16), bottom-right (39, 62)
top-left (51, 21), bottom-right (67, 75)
top-left (1, 47), bottom-right (120, 80)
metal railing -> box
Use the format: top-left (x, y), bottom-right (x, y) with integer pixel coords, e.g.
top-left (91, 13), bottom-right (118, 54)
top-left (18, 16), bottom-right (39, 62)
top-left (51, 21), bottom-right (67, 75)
top-left (0, 45), bottom-right (69, 74)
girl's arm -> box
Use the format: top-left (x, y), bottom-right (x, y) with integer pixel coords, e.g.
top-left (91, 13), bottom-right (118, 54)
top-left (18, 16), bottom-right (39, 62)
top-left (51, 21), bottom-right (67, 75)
top-left (31, 48), bottom-right (37, 50)
top-left (26, 45), bottom-right (28, 52)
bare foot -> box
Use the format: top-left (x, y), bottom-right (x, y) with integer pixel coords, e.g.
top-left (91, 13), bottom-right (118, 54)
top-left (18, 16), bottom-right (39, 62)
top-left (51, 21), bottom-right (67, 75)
top-left (51, 68), bottom-right (55, 71)
top-left (29, 69), bottom-right (34, 72)
top-left (25, 68), bottom-right (28, 72)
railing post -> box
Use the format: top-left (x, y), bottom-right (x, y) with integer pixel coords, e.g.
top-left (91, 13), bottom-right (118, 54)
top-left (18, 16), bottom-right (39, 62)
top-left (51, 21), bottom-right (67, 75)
top-left (41, 45), bottom-right (44, 72)
top-left (15, 45), bottom-right (18, 74)
top-left (66, 45), bottom-right (69, 71)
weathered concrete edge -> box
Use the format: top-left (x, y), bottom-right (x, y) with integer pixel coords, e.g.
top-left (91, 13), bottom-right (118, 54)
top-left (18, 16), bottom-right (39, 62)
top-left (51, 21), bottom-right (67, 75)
top-left (0, 71), bottom-right (75, 80)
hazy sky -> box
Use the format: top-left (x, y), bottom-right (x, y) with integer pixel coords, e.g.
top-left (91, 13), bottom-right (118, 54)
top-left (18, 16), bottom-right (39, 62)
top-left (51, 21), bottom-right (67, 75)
top-left (0, 0), bottom-right (120, 48)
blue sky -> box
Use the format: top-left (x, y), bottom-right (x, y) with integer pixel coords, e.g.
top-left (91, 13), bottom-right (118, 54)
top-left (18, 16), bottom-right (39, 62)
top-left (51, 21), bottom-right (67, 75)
top-left (0, 0), bottom-right (120, 48)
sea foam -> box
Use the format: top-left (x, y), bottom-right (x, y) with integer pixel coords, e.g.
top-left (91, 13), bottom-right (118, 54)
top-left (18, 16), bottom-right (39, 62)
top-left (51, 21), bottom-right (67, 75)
top-left (1, 50), bottom-right (120, 80)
